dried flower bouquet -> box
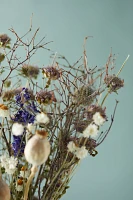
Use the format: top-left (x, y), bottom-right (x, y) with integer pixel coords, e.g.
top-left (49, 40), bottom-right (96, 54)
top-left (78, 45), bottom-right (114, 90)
top-left (0, 26), bottom-right (129, 200)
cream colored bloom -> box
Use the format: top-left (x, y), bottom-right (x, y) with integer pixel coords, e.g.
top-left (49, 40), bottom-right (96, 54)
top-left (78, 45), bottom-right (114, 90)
top-left (67, 141), bottom-right (77, 153)
top-left (83, 123), bottom-right (98, 138)
top-left (0, 104), bottom-right (10, 118)
top-left (20, 170), bottom-right (30, 179)
top-left (35, 112), bottom-right (49, 124)
top-left (16, 184), bottom-right (23, 192)
top-left (0, 155), bottom-right (18, 175)
top-left (12, 123), bottom-right (24, 136)
top-left (93, 112), bottom-right (105, 126)
top-left (75, 146), bottom-right (88, 159)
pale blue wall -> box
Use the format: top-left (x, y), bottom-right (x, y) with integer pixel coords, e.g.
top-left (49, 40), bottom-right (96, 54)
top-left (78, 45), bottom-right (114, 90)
top-left (0, 0), bottom-right (133, 199)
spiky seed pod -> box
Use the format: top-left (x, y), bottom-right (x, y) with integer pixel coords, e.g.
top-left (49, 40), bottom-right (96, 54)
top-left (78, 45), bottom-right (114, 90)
top-left (73, 85), bottom-right (95, 106)
top-left (42, 66), bottom-right (61, 80)
top-left (21, 64), bottom-right (40, 79)
top-left (36, 90), bottom-right (56, 105)
top-left (0, 176), bottom-right (10, 200)
top-left (104, 75), bottom-right (124, 92)
top-left (2, 90), bottom-right (15, 101)
top-left (0, 53), bottom-right (5, 62)
top-left (84, 105), bottom-right (106, 122)
top-left (24, 130), bottom-right (50, 166)
top-left (0, 34), bottom-right (11, 47)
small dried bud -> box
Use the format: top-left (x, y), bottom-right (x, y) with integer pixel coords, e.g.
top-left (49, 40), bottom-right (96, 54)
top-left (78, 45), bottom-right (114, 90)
top-left (73, 85), bottom-right (95, 106)
top-left (3, 80), bottom-right (11, 88)
top-left (104, 75), bottom-right (124, 92)
top-left (0, 53), bottom-right (5, 62)
top-left (36, 90), bottom-right (56, 105)
top-left (42, 66), bottom-right (61, 80)
top-left (21, 64), bottom-right (40, 79)
top-left (0, 34), bottom-right (11, 47)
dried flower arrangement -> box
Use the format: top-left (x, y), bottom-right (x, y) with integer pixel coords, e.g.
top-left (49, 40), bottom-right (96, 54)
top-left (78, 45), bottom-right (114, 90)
top-left (0, 25), bottom-right (129, 200)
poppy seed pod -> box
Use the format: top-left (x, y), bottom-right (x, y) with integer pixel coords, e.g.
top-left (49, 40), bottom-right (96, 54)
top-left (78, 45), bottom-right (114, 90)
top-left (24, 130), bottom-right (50, 166)
top-left (0, 176), bottom-right (10, 200)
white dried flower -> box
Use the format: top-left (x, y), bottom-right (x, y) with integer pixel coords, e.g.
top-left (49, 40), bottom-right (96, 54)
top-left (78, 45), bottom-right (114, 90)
top-left (16, 184), bottom-right (23, 192)
top-left (27, 123), bottom-right (34, 132)
top-left (67, 141), bottom-right (77, 153)
top-left (12, 123), bottom-right (24, 136)
top-left (20, 170), bottom-right (30, 179)
top-left (35, 112), bottom-right (49, 124)
top-left (0, 104), bottom-right (10, 118)
top-left (83, 123), bottom-right (98, 138)
top-left (24, 130), bottom-right (50, 166)
top-left (0, 155), bottom-right (18, 175)
top-left (93, 112), bottom-right (105, 126)
top-left (75, 146), bottom-right (88, 159)
top-left (16, 179), bottom-right (23, 192)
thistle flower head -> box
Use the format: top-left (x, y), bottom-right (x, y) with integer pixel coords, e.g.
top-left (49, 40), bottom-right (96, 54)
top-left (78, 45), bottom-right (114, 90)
top-left (73, 85), bottom-right (95, 106)
top-left (104, 75), bottom-right (124, 92)
top-left (74, 120), bottom-right (90, 132)
top-left (2, 90), bottom-right (15, 101)
top-left (35, 112), bottom-right (50, 124)
top-left (0, 34), bottom-right (11, 47)
top-left (75, 146), bottom-right (88, 159)
top-left (36, 90), bottom-right (56, 105)
top-left (42, 66), bottom-right (61, 80)
top-left (21, 64), bottom-right (40, 79)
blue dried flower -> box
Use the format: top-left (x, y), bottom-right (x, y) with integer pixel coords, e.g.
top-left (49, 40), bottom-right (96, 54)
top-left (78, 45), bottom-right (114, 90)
top-left (12, 135), bottom-right (25, 157)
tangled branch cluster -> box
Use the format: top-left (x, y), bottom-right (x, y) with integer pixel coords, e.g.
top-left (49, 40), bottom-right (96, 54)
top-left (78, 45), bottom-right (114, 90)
top-left (0, 27), bottom-right (128, 200)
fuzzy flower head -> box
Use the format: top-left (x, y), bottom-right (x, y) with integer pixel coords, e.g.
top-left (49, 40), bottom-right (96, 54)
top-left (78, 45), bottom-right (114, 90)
top-left (73, 85), bottom-right (95, 106)
top-left (0, 34), bottom-right (11, 47)
top-left (0, 154), bottom-right (18, 174)
top-left (83, 123), bottom-right (98, 138)
top-left (93, 112), bottom-right (106, 126)
top-left (0, 104), bottom-right (10, 118)
top-left (67, 141), bottom-right (77, 153)
top-left (104, 75), bottom-right (124, 92)
top-left (84, 105), bottom-right (106, 122)
top-left (75, 146), bottom-right (88, 159)
top-left (2, 90), bottom-right (15, 101)
top-left (12, 123), bottom-right (25, 136)
top-left (35, 112), bottom-right (50, 124)
top-left (42, 66), bottom-right (61, 80)
top-left (36, 90), bottom-right (56, 105)
top-left (21, 64), bottom-right (40, 79)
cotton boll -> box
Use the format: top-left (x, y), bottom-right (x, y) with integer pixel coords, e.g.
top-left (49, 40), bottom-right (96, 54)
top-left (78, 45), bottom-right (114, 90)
top-left (12, 123), bottom-right (24, 136)
top-left (0, 176), bottom-right (10, 200)
top-left (24, 130), bottom-right (50, 166)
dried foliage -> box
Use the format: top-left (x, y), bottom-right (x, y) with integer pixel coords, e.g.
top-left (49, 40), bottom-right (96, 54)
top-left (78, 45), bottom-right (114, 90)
top-left (0, 24), bottom-right (129, 200)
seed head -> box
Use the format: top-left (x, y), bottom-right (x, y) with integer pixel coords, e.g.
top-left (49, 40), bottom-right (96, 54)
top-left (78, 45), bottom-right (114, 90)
top-left (36, 90), bottom-right (56, 105)
top-left (0, 34), bottom-right (11, 47)
top-left (104, 75), bottom-right (124, 92)
top-left (42, 66), bottom-right (61, 80)
top-left (21, 64), bottom-right (40, 79)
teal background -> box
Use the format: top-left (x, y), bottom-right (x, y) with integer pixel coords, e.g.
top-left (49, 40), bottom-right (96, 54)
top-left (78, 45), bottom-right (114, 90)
top-left (0, 0), bottom-right (133, 199)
